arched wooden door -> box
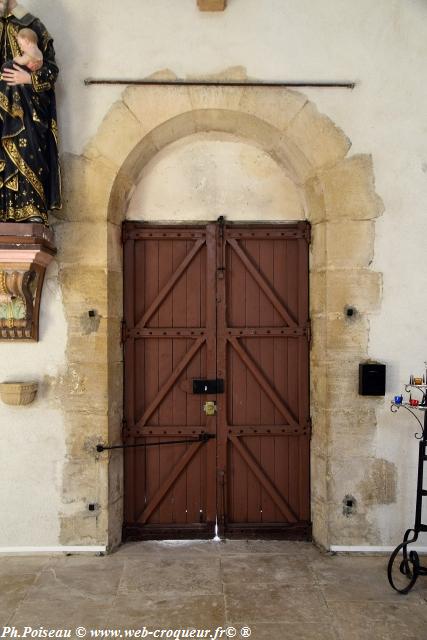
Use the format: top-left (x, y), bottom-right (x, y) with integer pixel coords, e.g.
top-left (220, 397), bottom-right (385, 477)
top-left (122, 220), bottom-right (311, 540)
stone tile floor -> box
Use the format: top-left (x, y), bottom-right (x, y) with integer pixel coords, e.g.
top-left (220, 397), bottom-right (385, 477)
top-left (1, 541), bottom-right (427, 640)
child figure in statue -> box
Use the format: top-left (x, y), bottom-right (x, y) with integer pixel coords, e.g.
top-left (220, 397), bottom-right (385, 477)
top-left (14, 28), bottom-right (43, 72)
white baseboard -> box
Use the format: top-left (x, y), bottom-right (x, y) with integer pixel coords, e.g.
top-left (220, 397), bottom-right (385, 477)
top-left (0, 546), bottom-right (107, 554)
top-left (330, 545), bottom-right (427, 553)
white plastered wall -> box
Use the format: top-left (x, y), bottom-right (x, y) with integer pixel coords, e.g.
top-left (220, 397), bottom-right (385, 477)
top-left (1, 0), bottom-right (426, 548)
top-left (127, 133), bottom-right (304, 222)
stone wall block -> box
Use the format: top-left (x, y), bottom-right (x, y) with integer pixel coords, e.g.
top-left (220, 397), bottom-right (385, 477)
top-left (326, 269), bottom-right (382, 314)
top-left (311, 362), bottom-right (328, 410)
top-left (64, 412), bottom-right (109, 459)
top-left (327, 360), bottom-right (382, 410)
top-left (311, 453), bottom-right (329, 503)
top-left (108, 451), bottom-right (124, 505)
top-left (319, 154), bottom-right (385, 220)
top-left (109, 410), bottom-right (123, 444)
top-left (62, 458), bottom-right (100, 505)
top-left (84, 101), bottom-right (146, 170)
top-left (67, 327), bottom-right (108, 366)
top-left (326, 316), bottom-right (370, 355)
top-left (311, 406), bottom-right (329, 455)
top-left (108, 361), bottom-right (123, 420)
top-left (304, 176), bottom-right (326, 223)
top-left (239, 87), bottom-right (307, 132)
top-left (310, 315), bottom-right (328, 363)
top-left (60, 267), bottom-right (108, 318)
top-left (328, 409), bottom-right (377, 460)
top-left (310, 222), bottom-right (327, 271)
top-left (310, 270), bottom-right (327, 316)
top-left (108, 271), bottom-right (123, 320)
top-left (108, 497), bottom-right (124, 551)
top-left (59, 154), bottom-right (117, 223)
top-left (311, 496), bottom-right (329, 549)
top-left (286, 102), bottom-right (351, 170)
top-left (107, 318), bottom-right (124, 366)
top-left (55, 222), bottom-right (107, 268)
top-left (324, 220), bottom-right (375, 268)
top-left (56, 362), bottom-right (109, 414)
top-left (108, 222), bottom-right (122, 274)
top-left (59, 514), bottom-right (100, 545)
top-left (124, 85), bottom-right (193, 133)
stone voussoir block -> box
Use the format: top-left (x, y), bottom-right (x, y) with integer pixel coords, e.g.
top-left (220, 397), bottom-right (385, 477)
top-left (84, 101), bottom-right (145, 171)
top-left (318, 154), bottom-right (385, 221)
top-left (304, 176), bottom-right (326, 223)
top-left (239, 87), bottom-right (307, 133)
top-left (150, 111), bottom-right (198, 151)
top-left (188, 84), bottom-right (243, 112)
top-left (286, 101), bottom-right (351, 170)
top-left (123, 85), bottom-right (193, 134)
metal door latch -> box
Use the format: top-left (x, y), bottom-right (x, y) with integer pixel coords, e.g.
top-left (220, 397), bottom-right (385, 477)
top-left (203, 401), bottom-right (217, 416)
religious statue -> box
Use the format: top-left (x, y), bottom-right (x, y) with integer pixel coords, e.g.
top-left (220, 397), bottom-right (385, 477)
top-left (0, 0), bottom-right (61, 225)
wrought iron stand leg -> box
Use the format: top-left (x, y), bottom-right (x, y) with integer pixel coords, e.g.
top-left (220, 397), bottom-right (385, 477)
top-left (388, 411), bottom-right (427, 594)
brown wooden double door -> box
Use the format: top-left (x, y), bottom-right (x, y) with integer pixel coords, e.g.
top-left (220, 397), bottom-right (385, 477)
top-left (123, 220), bottom-right (311, 540)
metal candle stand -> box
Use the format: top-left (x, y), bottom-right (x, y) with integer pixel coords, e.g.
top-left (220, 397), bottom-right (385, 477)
top-left (388, 377), bottom-right (427, 594)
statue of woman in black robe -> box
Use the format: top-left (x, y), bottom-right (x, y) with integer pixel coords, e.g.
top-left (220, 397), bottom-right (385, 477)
top-left (0, 1), bottom-right (61, 225)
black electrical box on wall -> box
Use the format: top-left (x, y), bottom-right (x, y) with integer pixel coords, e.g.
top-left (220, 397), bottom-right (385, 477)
top-left (359, 363), bottom-right (386, 396)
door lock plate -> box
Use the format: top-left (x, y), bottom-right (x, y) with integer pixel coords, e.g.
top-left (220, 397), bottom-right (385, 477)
top-left (203, 401), bottom-right (217, 416)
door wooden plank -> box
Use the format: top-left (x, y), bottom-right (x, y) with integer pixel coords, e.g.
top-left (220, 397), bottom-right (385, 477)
top-left (135, 336), bottom-right (206, 429)
top-left (229, 435), bottom-right (298, 523)
top-left (228, 336), bottom-right (300, 429)
top-left (157, 241), bottom-right (174, 523)
top-left (204, 224), bottom-right (218, 526)
top-left (228, 238), bottom-right (297, 328)
top-left (260, 435), bottom-right (276, 522)
top-left (183, 240), bottom-right (204, 523)
top-left (136, 239), bottom-right (205, 329)
top-left (226, 240), bottom-right (248, 523)
top-left (170, 240), bottom-right (190, 523)
top-left (138, 441), bottom-right (204, 524)
top-left (244, 240), bottom-right (261, 522)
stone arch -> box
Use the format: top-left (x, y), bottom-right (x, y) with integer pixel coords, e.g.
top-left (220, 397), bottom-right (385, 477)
top-left (58, 85), bottom-right (384, 550)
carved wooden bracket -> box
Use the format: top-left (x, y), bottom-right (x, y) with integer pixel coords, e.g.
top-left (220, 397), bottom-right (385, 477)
top-left (197, 0), bottom-right (226, 11)
top-left (0, 223), bottom-right (56, 341)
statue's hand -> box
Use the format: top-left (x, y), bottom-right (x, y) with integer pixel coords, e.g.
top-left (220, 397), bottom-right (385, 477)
top-left (3, 64), bottom-right (32, 86)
